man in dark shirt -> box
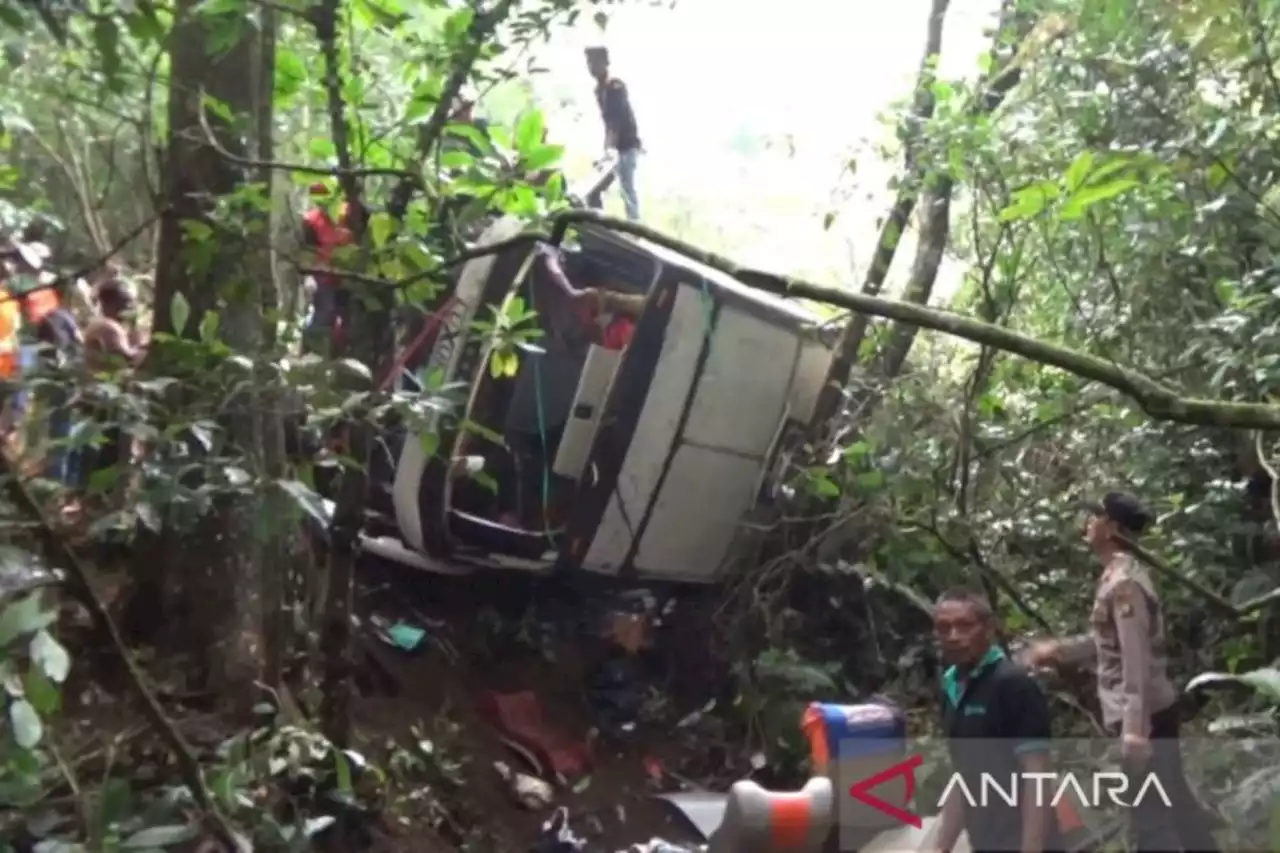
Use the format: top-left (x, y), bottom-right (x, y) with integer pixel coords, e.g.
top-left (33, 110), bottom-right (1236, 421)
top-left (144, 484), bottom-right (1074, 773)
top-left (585, 46), bottom-right (641, 221)
top-left (933, 588), bottom-right (1058, 853)
top-left (34, 279), bottom-right (83, 486)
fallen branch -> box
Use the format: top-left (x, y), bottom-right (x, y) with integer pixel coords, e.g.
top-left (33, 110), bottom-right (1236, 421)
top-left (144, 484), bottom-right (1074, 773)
top-left (0, 460), bottom-right (242, 849)
top-left (548, 210), bottom-right (1280, 430)
top-left (294, 229), bottom-right (544, 290)
top-left (1118, 532), bottom-right (1280, 619)
top-left (0, 212), bottom-right (164, 308)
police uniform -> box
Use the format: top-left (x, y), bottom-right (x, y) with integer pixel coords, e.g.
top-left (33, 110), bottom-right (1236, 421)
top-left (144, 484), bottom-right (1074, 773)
top-left (1064, 494), bottom-right (1219, 853)
top-left (941, 646), bottom-right (1061, 853)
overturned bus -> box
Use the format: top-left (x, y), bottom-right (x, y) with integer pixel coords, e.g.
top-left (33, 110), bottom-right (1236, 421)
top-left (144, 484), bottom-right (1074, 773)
top-left (329, 172), bottom-right (836, 585)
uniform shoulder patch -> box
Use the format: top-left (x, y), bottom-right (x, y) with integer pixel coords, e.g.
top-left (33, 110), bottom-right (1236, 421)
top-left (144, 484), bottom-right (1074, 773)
top-left (608, 78), bottom-right (626, 90)
top-left (1113, 579), bottom-right (1141, 619)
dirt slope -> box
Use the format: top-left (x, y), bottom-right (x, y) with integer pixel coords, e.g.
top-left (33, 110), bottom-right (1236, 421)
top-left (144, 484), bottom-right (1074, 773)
top-left (352, 563), bottom-right (711, 853)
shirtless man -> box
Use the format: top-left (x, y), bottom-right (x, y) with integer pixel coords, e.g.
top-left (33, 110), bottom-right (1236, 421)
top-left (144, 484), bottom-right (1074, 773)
top-left (83, 277), bottom-right (143, 372)
top-left (82, 277), bottom-right (144, 483)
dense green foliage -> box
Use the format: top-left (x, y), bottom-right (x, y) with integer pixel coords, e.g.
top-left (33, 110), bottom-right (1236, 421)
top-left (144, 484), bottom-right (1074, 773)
top-left (1, 0), bottom-right (1280, 849)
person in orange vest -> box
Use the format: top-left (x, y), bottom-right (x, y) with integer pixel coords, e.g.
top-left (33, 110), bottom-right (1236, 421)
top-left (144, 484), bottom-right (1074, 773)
top-left (0, 275), bottom-right (21, 442)
top-left (301, 183), bottom-right (356, 354)
top-left (0, 237), bottom-right (51, 442)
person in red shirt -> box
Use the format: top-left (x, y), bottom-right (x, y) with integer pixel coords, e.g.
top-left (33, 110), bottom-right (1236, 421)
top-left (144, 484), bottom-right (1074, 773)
top-left (495, 245), bottom-right (643, 530)
top-left (301, 183), bottom-right (356, 354)
top-left (600, 313), bottom-right (635, 350)
top-left (533, 245), bottom-right (642, 350)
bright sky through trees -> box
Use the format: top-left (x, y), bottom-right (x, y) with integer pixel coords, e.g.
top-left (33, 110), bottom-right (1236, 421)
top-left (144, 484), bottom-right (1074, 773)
top-left (521, 0), bottom-right (1003, 296)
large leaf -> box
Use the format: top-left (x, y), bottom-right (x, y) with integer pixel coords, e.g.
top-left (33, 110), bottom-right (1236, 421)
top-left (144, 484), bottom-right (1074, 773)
top-left (120, 824), bottom-right (200, 849)
top-left (0, 592), bottom-right (57, 647)
top-left (1185, 667), bottom-right (1280, 702)
top-left (1063, 150), bottom-right (1095, 193)
top-left (10, 698), bottom-right (42, 748)
top-left (514, 110), bottom-right (546, 154)
top-left (29, 630), bottom-right (70, 683)
top-left (1058, 178), bottom-right (1141, 221)
top-left (169, 292), bottom-right (190, 336)
top-left (276, 479), bottom-right (330, 533)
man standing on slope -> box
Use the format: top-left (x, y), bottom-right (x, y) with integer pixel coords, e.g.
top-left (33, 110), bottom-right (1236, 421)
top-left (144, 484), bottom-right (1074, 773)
top-left (585, 46), bottom-right (642, 222)
top-left (1025, 491), bottom-right (1220, 853)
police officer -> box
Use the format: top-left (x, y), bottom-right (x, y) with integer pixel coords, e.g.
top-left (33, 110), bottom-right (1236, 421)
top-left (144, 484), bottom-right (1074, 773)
top-left (1026, 491), bottom-right (1219, 853)
top-left (933, 588), bottom-right (1058, 853)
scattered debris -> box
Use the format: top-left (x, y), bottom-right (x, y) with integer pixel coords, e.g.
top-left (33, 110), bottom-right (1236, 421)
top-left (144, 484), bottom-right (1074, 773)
top-left (531, 807), bottom-right (588, 853)
top-left (495, 760), bottom-right (555, 810)
top-left (675, 699), bottom-right (716, 729)
top-left (628, 839), bottom-right (704, 853)
top-left (477, 690), bottom-right (592, 781)
top-left (585, 656), bottom-right (645, 735)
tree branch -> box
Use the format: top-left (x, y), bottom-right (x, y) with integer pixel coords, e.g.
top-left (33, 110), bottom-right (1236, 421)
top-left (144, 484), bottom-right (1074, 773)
top-left (195, 92), bottom-right (415, 181)
top-left (386, 0), bottom-right (519, 219)
top-left (0, 457), bottom-right (241, 849)
top-left (549, 209), bottom-right (1280, 430)
top-left (811, 0), bottom-right (951, 423)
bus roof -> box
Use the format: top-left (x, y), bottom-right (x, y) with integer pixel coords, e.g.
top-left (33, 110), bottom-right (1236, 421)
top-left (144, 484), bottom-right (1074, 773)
top-left (614, 229), bottom-right (825, 327)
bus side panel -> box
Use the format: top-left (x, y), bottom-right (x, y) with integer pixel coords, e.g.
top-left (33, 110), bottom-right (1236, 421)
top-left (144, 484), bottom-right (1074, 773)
top-left (562, 277), bottom-right (684, 574)
top-left (679, 306), bottom-right (797, 455)
top-left (392, 217), bottom-right (530, 556)
top-left (635, 446), bottom-right (764, 580)
top-left (631, 306), bottom-right (800, 581)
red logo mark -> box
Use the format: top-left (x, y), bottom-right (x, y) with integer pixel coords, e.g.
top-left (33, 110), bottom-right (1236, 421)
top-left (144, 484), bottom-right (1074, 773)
top-left (848, 754), bottom-right (922, 829)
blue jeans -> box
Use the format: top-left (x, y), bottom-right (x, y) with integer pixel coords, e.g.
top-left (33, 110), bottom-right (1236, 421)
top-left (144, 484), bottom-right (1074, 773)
top-left (44, 399), bottom-right (82, 487)
top-left (616, 148), bottom-right (640, 221)
top-left (10, 345), bottom-right (37, 417)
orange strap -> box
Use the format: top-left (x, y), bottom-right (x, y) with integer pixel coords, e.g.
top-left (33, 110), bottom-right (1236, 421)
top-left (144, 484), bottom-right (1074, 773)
top-left (0, 289), bottom-right (16, 335)
top-left (767, 792), bottom-right (814, 850)
top-left (800, 704), bottom-right (830, 774)
top-left (1056, 797), bottom-right (1085, 832)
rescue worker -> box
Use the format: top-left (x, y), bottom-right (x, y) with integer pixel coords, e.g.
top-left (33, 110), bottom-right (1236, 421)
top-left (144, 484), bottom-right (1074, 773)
top-left (584, 46), bottom-right (642, 221)
top-left (0, 266), bottom-right (23, 444)
top-left (1025, 492), bottom-right (1220, 853)
top-left (0, 237), bottom-right (50, 440)
top-left (933, 588), bottom-right (1058, 853)
top-left (301, 183), bottom-right (356, 354)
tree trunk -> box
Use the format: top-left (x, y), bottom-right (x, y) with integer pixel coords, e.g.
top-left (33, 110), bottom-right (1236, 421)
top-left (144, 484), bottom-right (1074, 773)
top-left (150, 0), bottom-right (274, 711)
top-left (807, 0), bottom-right (952, 433)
